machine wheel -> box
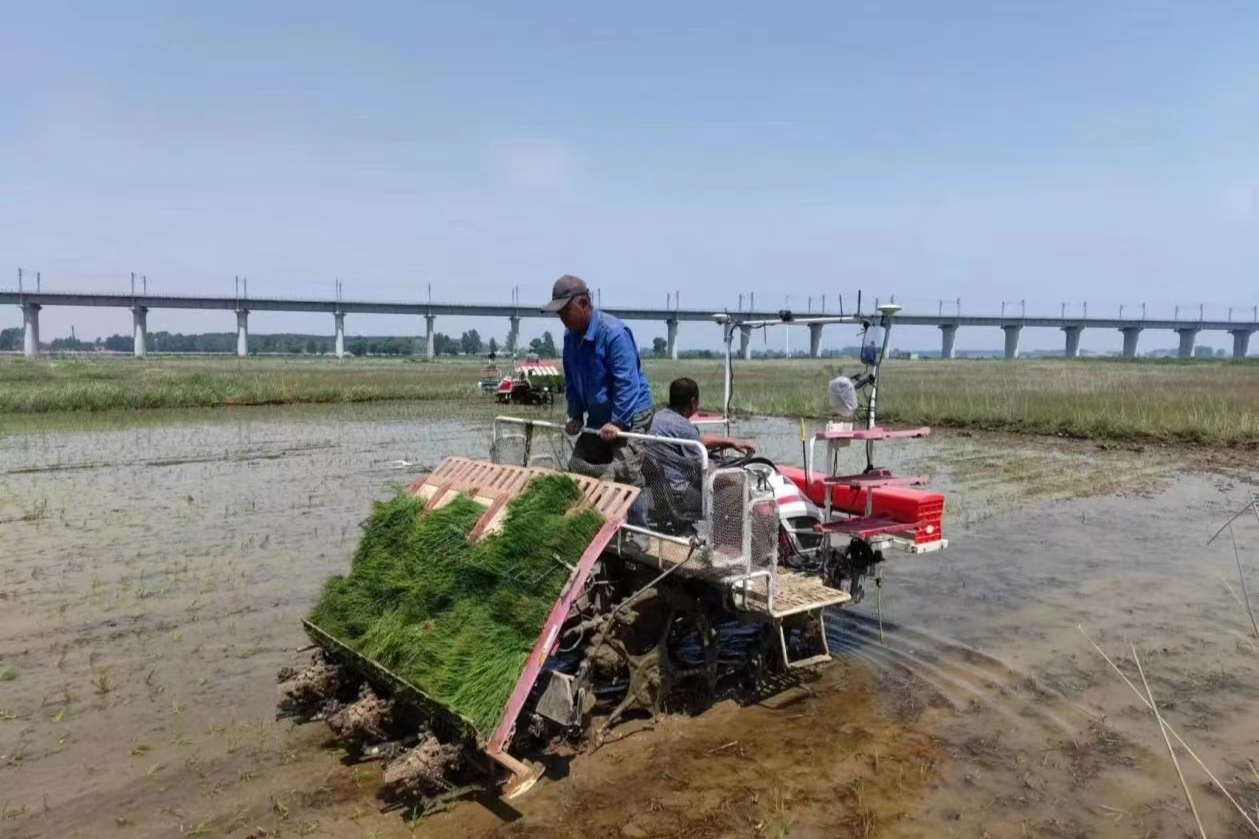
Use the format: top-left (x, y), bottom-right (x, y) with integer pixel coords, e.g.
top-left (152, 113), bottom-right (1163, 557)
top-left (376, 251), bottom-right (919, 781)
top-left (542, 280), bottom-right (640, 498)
top-left (594, 586), bottom-right (720, 738)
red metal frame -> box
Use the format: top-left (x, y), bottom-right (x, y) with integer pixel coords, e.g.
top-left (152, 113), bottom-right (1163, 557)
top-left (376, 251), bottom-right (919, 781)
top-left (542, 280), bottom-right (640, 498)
top-left (487, 516), bottom-right (624, 761)
top-left (814, 515), bottom-right (922, 538)
top-left (822, 470), bottom-right (929, 489)
top-left (467, 492), bottom-right (511, 541)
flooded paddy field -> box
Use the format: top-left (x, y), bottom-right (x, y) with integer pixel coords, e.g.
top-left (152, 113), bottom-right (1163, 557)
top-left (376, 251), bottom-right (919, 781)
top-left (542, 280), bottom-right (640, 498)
top-left (2, 400), bottom-right (1257, 838)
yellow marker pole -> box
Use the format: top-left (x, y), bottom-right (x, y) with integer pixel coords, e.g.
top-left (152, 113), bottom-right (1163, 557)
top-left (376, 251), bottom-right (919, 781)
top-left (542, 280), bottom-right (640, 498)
top-left (800, 418), bottom-right (808, 478)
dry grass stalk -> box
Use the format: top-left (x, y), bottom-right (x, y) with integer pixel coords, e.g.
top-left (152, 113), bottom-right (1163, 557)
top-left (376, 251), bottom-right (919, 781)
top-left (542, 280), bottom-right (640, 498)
top-left (1133, 644), bottom-right (1208, 836)
top-left (1215, 570), bottom-right (1244, 609)
top-left (1130, 644), bottom-right (1205, 838)
top-left (1228, 525), bottom-right (1259, 639)
top-left (1077, 626), bottom-right (1258, 835)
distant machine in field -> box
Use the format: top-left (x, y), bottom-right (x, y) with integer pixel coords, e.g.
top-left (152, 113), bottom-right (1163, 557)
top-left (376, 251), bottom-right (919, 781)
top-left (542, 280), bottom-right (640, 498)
top-left (494, 353), bottom-right (564, 406)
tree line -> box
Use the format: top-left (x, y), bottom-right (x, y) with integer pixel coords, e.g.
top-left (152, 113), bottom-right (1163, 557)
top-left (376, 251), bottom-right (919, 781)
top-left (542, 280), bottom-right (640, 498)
top-left (0, 327), bottom-right (563, 357)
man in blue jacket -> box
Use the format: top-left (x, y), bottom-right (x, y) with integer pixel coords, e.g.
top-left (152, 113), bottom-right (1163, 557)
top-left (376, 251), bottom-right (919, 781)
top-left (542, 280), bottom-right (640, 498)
top-left (544, 275), bottom-right (654, 507)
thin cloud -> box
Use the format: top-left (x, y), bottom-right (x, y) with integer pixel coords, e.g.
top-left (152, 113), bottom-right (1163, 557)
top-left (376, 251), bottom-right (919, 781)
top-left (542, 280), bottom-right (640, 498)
top-left (493, 138), bottom-right (575, 190)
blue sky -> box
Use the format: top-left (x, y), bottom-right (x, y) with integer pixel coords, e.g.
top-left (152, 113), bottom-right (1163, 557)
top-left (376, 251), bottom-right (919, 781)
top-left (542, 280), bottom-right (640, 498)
top-left (2, 1), bottom-right (1257, 352)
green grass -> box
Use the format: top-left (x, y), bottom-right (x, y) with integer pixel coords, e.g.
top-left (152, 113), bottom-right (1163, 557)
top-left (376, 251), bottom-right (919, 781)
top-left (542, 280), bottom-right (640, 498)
top-left (0, 356), bottom-right (476, 412)
top-left (310, 474), bottom-right (604, 734)
top-left (2, 355), bottom-right (1257, 446)
top-left (645, 357), bottom-right (1259, 447)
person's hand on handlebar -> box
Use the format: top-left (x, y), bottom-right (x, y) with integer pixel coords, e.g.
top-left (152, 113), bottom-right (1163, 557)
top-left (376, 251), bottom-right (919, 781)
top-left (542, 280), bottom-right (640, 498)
top-left (599, 422), bottom-right (620, 443)
top-left (702, 435), bottom-right (755, 455)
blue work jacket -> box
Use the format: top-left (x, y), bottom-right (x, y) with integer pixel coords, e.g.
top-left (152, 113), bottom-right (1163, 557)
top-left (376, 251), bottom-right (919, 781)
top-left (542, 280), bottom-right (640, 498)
top-left (563, 311), bottom-right (653, 429)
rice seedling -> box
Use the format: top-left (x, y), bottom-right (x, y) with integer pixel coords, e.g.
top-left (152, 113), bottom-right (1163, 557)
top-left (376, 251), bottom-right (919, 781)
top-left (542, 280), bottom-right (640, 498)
top-left (40, 686), bottom-right (72, 707)
top-left (309, 473), bottom-right (604, 733)
top-left (183, 817), bottom-right (216, 836)
top-left (0, 664), bottom-right (16, 682)
top-left (90, 671), bottom-right (115, 695)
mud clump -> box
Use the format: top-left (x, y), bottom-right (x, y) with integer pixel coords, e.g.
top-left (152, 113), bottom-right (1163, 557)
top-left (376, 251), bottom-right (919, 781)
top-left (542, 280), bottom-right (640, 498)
top-left (327, 684), bottom-right (394, 743)
top-left (1067, 721), bottom-right (1137, 787)
top-left (382, 735), bottom-right (462, 797)
top-left (277, 654), bottom-right (341, 717)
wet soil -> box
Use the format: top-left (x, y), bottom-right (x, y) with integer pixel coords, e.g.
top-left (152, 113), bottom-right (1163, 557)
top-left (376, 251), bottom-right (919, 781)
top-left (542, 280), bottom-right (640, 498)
top-left (2, 400), bottom-right (1257, 838)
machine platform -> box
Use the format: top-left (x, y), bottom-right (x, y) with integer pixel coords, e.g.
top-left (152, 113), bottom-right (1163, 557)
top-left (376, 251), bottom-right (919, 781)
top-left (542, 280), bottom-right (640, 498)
top-left (741, 571), bottom-right (852, 618)
top-left (823, 471), bottom-right (930, 489)
top-left (814, 515), bottom-right (923, 539)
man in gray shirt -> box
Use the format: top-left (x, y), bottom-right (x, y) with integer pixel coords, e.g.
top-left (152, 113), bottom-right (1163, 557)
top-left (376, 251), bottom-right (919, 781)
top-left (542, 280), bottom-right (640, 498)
top-left (646, 377), bottom-right (755, 524)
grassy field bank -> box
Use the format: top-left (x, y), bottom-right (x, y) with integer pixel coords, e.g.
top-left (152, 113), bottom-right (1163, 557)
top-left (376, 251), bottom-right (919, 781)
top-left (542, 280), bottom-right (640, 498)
top-left (1, 355), bottom-right (1256, 446)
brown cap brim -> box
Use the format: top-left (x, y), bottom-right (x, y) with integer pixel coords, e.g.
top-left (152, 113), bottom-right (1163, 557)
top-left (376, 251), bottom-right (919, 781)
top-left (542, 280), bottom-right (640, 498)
top-left (543, 296), bottom-right (573, 313)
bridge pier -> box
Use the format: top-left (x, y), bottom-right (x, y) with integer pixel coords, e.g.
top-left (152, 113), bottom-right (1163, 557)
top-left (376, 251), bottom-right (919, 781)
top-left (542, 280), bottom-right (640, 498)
top-left (808, 323), bottom-right (823, 358)
top-left (1231, 328), bottom-right (1253, 359)
top-left (334, 312), bottom-right (345, 359)
top-left (22, 303), bottom-right (40, 358)
top-left (1120, 327), bottom-right (1141, 359)
top-left (1176, 328), bottom-right (1198, 359)
top-left (235, 310), bottom-right (249, 357)
top-left (666, 319), bottom-right (679, 361)
top-left (507, 315), bottom-right (520, 354)
top-left (133, 307), bottom-right (148, 358)
top-left (425, 314), bottom-right (436, 359)
top-left (739, 324), bottom-right (752, 360)
top-left (1002, 325), bottom-right (1022, 359)
top-left (939, 324), bottom-right (957, 359)
top-left (1061, 325), bottom-right (1082, 358)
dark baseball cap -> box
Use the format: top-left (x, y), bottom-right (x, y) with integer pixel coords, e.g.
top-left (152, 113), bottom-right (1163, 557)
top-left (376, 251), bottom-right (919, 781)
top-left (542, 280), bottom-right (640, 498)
top-left (543, 274), bottom-right (589, 312)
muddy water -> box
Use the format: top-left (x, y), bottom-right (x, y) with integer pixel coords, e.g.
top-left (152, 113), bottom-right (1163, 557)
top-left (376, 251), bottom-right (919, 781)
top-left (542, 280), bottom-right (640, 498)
top-left (1, 402), bottom-right (1257, 838)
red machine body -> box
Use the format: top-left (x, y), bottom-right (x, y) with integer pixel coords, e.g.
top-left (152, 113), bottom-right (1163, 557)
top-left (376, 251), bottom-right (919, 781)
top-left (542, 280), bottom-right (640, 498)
top-left (778, 465), bottom-right (944, 545)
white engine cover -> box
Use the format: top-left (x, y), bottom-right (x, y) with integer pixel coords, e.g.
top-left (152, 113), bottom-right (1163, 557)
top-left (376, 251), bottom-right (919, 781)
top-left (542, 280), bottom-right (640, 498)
top-left (764, 470), bottom-right (821, 522)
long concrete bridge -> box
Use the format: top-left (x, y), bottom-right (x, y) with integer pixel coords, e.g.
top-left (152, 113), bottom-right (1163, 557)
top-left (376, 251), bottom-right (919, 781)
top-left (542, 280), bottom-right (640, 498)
top-left (2, 289), bottom-right (1255, 360)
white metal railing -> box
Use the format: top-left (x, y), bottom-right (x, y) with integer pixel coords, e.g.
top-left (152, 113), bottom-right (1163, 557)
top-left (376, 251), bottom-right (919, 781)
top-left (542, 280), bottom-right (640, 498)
top-left (491, 415), bottom-right (782, 608)
top-left (728, 570), bottom-right (775, 613)
top-left (492, 415), bottom-right (711, 515)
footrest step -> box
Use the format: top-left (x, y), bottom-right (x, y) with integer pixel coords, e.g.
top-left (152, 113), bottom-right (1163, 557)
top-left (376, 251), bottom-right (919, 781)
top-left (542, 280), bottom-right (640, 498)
top-left (786, 653), bottom-right (833, 670)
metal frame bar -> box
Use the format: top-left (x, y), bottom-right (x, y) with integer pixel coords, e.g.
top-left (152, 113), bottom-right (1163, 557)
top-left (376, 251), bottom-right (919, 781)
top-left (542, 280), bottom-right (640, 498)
top-left (492, 415), bottom-right (782, 613)
top-left (618, 522), bottom-right (694, 547)
top-left (778, 609), bottom-right (832, 670)
top-left (715, 314), bottom-right (866, 329)
top-left (719, 307), bottom-right (900, 449)
top-left (492, 415), bottom-right (712, 518)
top-left (729, 569), bottom-right (774, 613)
